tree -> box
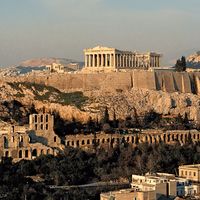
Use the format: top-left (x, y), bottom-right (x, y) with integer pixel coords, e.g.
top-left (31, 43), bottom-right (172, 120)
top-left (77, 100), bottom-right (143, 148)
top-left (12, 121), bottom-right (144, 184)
top-left (174, 56), bottom-right (187, 72)
top-left (102, 106), bottom-right (109, 124)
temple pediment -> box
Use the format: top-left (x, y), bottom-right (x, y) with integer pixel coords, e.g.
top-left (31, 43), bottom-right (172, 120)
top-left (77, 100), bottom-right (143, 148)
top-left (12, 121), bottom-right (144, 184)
top-left (84, 46), bottom-right (116, 52)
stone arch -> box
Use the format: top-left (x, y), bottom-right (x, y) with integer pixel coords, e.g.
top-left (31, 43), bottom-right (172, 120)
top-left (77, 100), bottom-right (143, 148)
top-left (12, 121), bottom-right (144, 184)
top-left (32, 149), bottom-right (37, 157)
top-left (67, 141), bottom-right (70, 146)
top-left (167, 134), bottom-right (170, 142)
top-left (172, 134), bottom-right (175, 141)
top-left (149, 136), bottom-right (152, 144)
top-left (47, 149), bottom-right (50, 154)
top-left (107, 138), bottom-right (110, 143)
top-left (3, 136), bottom-right (8, 148)
top-left (54, 136), bottom-right (57, 143)
top-left (19, 150), bottom-right (23, 158)
top-left (185, 134), bottom-right (188, 141)
top-left (145, 136), bottom-right (148, 142)
top-left (154, 136), bottom-right (157, 143)
top-left (71, 141), bottom-right (74, 146)
top-left (25, 150), bottom-right (29, 158)
top-left (41, 149), bottom-right (44, 155)
top-left (132, 136), bottom-right (135, 144)
top-left (12, 136), bottom-right (15, 143)
top-left (5, 151), bottom-right (9, 157)
top-left (102, 138), bottom-right (105, 144)
top-left (87, 139), bottom-right (90, 145)
top-left (163, 134), bottom-right (166, 143)
top-left (76, 140), bottom-right (80, 147)
top-left (175, 134), bottom-right (179, 141)
top-left (126, 137), bottom-right (130, 142)
top-left (180, 134), bottom-right (183, 141)
top-left (82, 140), bottom-right (85, 145)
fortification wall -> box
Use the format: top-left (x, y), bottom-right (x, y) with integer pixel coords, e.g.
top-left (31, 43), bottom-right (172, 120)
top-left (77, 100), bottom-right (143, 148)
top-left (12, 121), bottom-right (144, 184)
top-left (2, 71), bottom-right (200, 95)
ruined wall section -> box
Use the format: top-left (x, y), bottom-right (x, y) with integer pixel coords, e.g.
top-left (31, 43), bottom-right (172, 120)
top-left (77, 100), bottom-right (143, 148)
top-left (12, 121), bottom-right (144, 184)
top-left (2, 71), bottom-right (200, 95)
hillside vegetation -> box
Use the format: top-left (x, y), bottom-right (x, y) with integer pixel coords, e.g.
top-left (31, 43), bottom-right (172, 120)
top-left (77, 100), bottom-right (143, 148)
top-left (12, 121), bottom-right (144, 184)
top-left (7, 82), bottom-right (88, 108)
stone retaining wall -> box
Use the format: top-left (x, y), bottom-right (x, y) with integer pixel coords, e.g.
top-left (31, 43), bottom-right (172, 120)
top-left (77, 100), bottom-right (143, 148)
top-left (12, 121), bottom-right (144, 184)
top-left (2, 71), bottom-right (200, 94)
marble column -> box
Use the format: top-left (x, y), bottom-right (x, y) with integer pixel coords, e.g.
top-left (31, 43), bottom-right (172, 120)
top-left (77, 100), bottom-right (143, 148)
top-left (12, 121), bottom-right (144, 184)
top-left (89, 54), bottom-right (91, 67)
top-left (85, 55), bottom-right (87, 67)
top-left (115, 54), bottom-right (118, 67)
top-left (113, 54), bottom-right (116, 68)
top-left (105, 54), bottom-right (108, 67)
top-left (97, 54), bottom-right (99, 67)
top-left (101, 54), bottom-right (104, 67)
top-left (92, 54), bottom-right (95, 67)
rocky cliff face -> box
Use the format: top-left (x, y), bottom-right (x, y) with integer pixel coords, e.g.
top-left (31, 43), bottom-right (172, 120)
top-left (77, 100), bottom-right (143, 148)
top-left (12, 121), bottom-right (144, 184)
top-left (0, 81), bottom-right (200, 123)
top-left (187, 52), bottom-right (200, 68)
top-left (84, 89), bottom-right (200, 122)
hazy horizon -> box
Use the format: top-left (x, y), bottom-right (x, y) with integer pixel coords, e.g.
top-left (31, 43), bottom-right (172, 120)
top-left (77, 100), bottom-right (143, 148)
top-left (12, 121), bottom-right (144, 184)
top-left (0, 0), bottom-right (200, 67)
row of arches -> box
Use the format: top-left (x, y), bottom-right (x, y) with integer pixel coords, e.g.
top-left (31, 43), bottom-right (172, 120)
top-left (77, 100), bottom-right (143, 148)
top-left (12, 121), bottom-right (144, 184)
top-left (66, 132), bottom-right (200, 149)
top-left (66, 134), bottom-right (139, 148)
top-left (3, 135), bottom-right (30, 149)
top-left (4, 148), bottom-right (53, 159)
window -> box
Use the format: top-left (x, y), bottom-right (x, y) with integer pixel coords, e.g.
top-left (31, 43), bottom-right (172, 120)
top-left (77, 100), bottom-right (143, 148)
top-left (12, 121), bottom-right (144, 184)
top-left (46, 124), bottom-right (48, 130)
top-left (189, 172), bottom-right (191, 176)
top-left (25, 150), bottom-right (29, 158)
top-left (35, 124), bottom-right (37, 130)
top-left (41, 124), bottom-right (43, 130)
top-left (82, 140), bottom-right (85, 145)
top-left (46, 115), bottom-right (48, 122)
top-left (34, 115), bottom-right (37, 123)
top-left (32, 149), bottom-right (37, 157)
top-left (185, 171), bottom-right (187, 176)
top-left (54, 136), bottom-right (57, 143)
top-left (3, 137), bottom-right (8, 148)
top-left (19, 150), bottom-right (22, 158)
top-left (87, 139), bottom-right (90, 145)
top-left (194, 172), bottom-right (196, 177)
top-left (40, 115), bottom-right (43, 122)
top-left (102, 139), bottom-right (105, 143)
top-left (181, 171), bottom-right (184, 176)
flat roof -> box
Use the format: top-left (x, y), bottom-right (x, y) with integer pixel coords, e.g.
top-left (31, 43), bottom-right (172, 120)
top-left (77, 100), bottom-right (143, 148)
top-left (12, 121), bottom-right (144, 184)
top-left (179, 164), bottom-right (200, 169)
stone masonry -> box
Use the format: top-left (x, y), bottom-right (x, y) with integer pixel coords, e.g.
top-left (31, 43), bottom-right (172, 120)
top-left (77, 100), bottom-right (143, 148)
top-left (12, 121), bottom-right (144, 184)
top-left (0, 113), bottom-right (63, 162)
top-left (83, 46), bottom-right (161, 72)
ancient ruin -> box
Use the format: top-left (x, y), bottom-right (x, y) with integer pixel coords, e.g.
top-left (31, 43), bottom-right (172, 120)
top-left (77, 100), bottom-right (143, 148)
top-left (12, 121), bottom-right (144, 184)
top-left (65, 129), bottom-right (200, 151)
top-left (83, 46), bottom-right (161, 72)
top-left (0, 113), bottom-right (63, 162)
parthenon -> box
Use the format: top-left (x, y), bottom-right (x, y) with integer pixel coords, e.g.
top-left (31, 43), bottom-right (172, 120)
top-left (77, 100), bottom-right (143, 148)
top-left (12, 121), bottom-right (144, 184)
top-left (83, 46), bottom-right (161, 72)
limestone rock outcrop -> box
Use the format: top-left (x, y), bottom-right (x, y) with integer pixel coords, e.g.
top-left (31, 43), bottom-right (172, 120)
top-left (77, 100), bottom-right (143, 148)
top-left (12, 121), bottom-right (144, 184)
top-left (0, 81), bottom-right (200, 123)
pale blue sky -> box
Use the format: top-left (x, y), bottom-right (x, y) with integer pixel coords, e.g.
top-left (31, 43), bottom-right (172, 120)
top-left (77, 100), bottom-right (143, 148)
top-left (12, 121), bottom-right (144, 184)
top-left (0, 0), bottom-right (200, 66)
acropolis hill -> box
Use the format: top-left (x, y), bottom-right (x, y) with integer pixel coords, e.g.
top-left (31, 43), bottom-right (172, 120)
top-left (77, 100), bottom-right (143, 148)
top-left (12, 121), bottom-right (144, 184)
top-left (1, 47), bottom-right (200, 123)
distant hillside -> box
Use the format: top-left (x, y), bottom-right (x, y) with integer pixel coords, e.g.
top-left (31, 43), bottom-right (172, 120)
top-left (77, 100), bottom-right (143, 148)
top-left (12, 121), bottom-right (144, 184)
top-left (0, 58), bottom-right (84, 76)
top-left (187, 51), bottom-right (200, 68)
